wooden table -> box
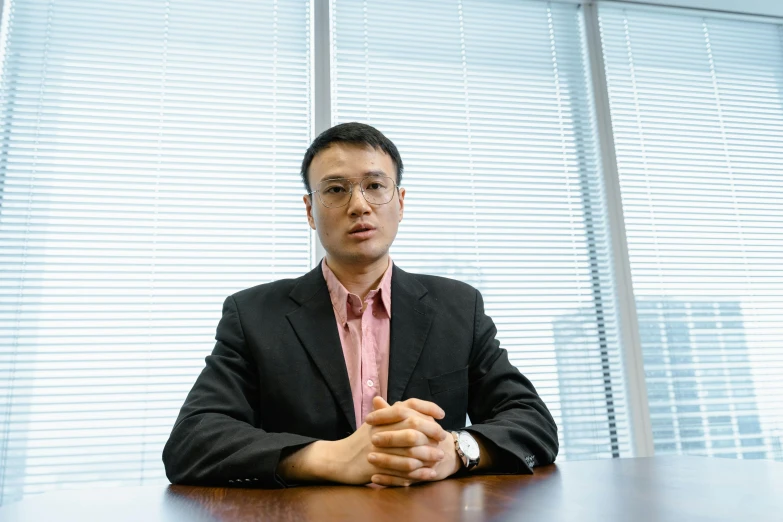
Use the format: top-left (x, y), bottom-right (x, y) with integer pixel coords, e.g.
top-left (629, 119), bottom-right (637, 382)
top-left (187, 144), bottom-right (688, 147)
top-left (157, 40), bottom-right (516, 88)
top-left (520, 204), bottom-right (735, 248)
top-left (2, 456), bottom-right (782, 521)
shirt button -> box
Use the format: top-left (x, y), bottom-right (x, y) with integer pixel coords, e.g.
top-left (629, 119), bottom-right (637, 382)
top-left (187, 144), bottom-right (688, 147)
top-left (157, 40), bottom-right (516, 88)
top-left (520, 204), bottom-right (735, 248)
top-left (367, 379), bottom-right (374, 387)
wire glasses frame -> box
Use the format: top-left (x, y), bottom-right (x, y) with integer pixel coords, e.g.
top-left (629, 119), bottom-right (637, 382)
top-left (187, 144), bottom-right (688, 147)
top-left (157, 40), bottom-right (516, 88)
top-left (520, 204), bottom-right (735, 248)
top-left (308, 176), bottom-right (399, 208)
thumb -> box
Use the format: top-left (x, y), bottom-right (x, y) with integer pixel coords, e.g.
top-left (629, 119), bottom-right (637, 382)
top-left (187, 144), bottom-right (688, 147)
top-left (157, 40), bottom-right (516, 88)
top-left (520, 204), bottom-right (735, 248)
top-left (372, 395), bottom-right (390, 411)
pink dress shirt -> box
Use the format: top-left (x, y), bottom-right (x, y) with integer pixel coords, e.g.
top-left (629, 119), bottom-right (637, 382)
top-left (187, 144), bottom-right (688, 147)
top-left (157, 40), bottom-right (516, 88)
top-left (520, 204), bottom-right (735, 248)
top-left (322, 258), bottom-right (392, 429)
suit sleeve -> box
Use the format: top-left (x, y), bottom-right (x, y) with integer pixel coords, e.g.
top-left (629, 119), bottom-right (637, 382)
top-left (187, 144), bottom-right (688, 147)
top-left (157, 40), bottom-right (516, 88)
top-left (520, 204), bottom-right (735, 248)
top-left (463, 289), bottom-right (559, 474)
top-left (162, 296), bottom-right (318, 488)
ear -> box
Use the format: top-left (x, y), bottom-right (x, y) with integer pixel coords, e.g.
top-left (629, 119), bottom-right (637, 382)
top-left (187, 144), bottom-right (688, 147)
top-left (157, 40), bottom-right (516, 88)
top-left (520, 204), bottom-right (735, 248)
top-left (397, 187), bottom-right (405, 222)
top-left (304, 194), bottom-right (316, 230)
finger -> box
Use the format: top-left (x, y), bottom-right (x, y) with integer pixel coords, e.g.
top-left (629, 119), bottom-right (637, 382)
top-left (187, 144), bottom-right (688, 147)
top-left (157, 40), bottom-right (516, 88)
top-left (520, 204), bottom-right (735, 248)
top-left (371, 474), bottom-right (418, 487)
top-left (376, 433), bottom-right (441, 450)
top-left (372, 428), bottom-right (433, 448)
top-left (364, 404), bottom-right (411, 426)
top-left (371, 465), bottom-right (438, 486)
top-left (372, 415), bottom-right (447, 443)
top-left (366, 408), bottom-right (447, 442)
top-left (372, 396), bottom-right (390, 411)
top-left (368, 452), bottom-right (427, 473)
top-left (408, 415), bottom-right (448, 442)
top-left (371, 464), bottom-right (437, 483)
top-left (374, 445), bottom-right (445, 463)
top-left (400, 398), bottom-right (445, 420)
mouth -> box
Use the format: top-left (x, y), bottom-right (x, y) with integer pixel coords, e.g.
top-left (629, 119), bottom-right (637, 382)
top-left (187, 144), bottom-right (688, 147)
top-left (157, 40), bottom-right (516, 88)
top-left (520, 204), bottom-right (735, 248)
top-left (348, 224), bottom-right (377, 238)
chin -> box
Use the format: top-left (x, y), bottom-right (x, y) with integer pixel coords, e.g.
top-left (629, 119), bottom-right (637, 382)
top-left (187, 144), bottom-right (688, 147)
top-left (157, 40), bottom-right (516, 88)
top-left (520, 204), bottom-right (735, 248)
top-left (334, 247), bottom-right (389, 265)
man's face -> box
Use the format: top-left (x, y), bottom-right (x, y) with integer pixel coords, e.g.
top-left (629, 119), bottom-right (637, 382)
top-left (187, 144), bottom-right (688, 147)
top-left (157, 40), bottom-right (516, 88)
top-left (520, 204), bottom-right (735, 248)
top-left (304, 143), bottom-right (405, 267)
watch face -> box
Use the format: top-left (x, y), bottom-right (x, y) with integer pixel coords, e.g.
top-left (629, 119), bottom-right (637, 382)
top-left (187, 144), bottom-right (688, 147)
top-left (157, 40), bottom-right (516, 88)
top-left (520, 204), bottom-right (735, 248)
top-left (459, 432), bottom-right (480, 460)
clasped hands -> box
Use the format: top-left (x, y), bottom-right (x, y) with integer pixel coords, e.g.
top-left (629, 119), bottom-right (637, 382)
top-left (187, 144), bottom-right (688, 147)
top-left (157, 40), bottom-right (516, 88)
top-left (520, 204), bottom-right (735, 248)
top-left (330, 396), bottom-right (462, 487)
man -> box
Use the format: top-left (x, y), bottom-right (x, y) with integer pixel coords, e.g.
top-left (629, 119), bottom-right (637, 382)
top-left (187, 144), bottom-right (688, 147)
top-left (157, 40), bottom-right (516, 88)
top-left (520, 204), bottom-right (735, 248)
top-left (162, 122), bottom-right (558, 488)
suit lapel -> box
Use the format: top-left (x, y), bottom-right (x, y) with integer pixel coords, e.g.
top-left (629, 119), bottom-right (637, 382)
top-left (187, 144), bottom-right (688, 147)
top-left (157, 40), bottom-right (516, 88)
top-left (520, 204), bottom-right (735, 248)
top-left (387, 266), bottom-right (435, 405)
top-left (286, 265), bottom-right (356, 431)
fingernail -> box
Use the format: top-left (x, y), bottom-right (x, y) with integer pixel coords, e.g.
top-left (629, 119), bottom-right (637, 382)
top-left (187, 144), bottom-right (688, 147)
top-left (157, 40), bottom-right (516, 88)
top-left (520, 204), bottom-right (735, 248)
top-left (430, 470), bottom-right (437, 479)
top-left (437, 451), bottom-right (445, 460)
top-left (371, 435), bottom-right (380, 444)
top-left (368, 453), bottom-right (377, 462)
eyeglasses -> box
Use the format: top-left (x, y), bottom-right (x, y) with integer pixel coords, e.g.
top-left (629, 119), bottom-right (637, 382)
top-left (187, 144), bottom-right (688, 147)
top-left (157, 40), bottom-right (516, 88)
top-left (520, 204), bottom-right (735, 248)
top-left (308, 176), bottom-right (398, 208)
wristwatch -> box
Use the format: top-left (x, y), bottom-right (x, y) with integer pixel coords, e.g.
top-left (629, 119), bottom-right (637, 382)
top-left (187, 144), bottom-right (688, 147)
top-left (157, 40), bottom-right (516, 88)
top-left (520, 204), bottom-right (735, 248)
top-left (452, 430), bottom-right (480, 471)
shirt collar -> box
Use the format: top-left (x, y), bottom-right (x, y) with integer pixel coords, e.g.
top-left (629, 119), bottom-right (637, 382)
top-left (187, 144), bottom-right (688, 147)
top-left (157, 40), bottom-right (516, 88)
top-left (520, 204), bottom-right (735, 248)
top-left (322, 258), bottom-right (393, 325)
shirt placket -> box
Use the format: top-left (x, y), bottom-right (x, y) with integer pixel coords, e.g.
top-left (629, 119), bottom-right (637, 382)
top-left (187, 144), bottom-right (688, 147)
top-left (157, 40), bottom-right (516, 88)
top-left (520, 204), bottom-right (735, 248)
top-left (360, 293), bottom-right (380, 424)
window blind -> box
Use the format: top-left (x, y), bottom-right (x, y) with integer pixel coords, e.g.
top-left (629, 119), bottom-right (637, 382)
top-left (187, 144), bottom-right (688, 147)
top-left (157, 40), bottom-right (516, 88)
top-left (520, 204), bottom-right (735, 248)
top-left (0, 0), bottom-right (312, 504)
top-left (331, 0), bottom-right (632, 461)
top-left (599, 4), bottom-right (783, 459)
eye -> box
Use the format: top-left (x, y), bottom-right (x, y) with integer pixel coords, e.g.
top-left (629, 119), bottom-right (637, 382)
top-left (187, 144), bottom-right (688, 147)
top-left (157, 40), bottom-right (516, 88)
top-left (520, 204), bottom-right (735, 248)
top-left (365, 179), bottom-right (388, 191)
top-left (323, 184), bottom-right (348, 194)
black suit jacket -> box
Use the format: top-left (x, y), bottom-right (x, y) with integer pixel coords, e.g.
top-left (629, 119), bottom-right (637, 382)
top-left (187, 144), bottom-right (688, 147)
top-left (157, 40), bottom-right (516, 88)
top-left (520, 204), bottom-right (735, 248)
top-left (162, 264), bottom-right (558, 487)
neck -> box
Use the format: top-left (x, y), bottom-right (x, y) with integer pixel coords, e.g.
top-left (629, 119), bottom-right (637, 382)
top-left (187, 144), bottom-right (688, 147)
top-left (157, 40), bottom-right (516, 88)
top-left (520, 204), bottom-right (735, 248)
top-left (324, 255), bottom-right (390, 300)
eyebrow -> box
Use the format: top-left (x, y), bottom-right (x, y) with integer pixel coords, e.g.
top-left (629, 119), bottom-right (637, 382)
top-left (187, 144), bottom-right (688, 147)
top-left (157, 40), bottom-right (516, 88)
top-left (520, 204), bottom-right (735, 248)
top-left (320, 170), bottom-right (388, 181)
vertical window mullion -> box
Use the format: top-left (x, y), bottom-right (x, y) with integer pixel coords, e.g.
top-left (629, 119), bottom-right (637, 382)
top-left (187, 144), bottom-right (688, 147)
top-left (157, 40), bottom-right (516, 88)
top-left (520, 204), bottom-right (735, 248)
top-left (582, 2), bottom-right (654, 458)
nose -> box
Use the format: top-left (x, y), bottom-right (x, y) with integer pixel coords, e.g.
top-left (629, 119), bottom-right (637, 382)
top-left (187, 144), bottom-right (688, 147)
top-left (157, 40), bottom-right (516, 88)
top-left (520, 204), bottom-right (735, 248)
top-left (346, 184), bottom-right (372, 216)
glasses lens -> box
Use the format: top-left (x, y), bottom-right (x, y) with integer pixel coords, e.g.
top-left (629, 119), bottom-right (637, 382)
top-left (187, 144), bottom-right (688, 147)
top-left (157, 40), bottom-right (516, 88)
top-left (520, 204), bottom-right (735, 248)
top-left (318, 179), bottom-right (352, 207)
top-left (361, 176), bottom-right (395, 204)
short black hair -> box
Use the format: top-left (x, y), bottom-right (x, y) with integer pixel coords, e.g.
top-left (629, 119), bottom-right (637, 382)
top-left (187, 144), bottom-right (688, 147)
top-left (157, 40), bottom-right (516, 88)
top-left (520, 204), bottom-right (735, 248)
top-left (300, 122), bottom-right (403, 192)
